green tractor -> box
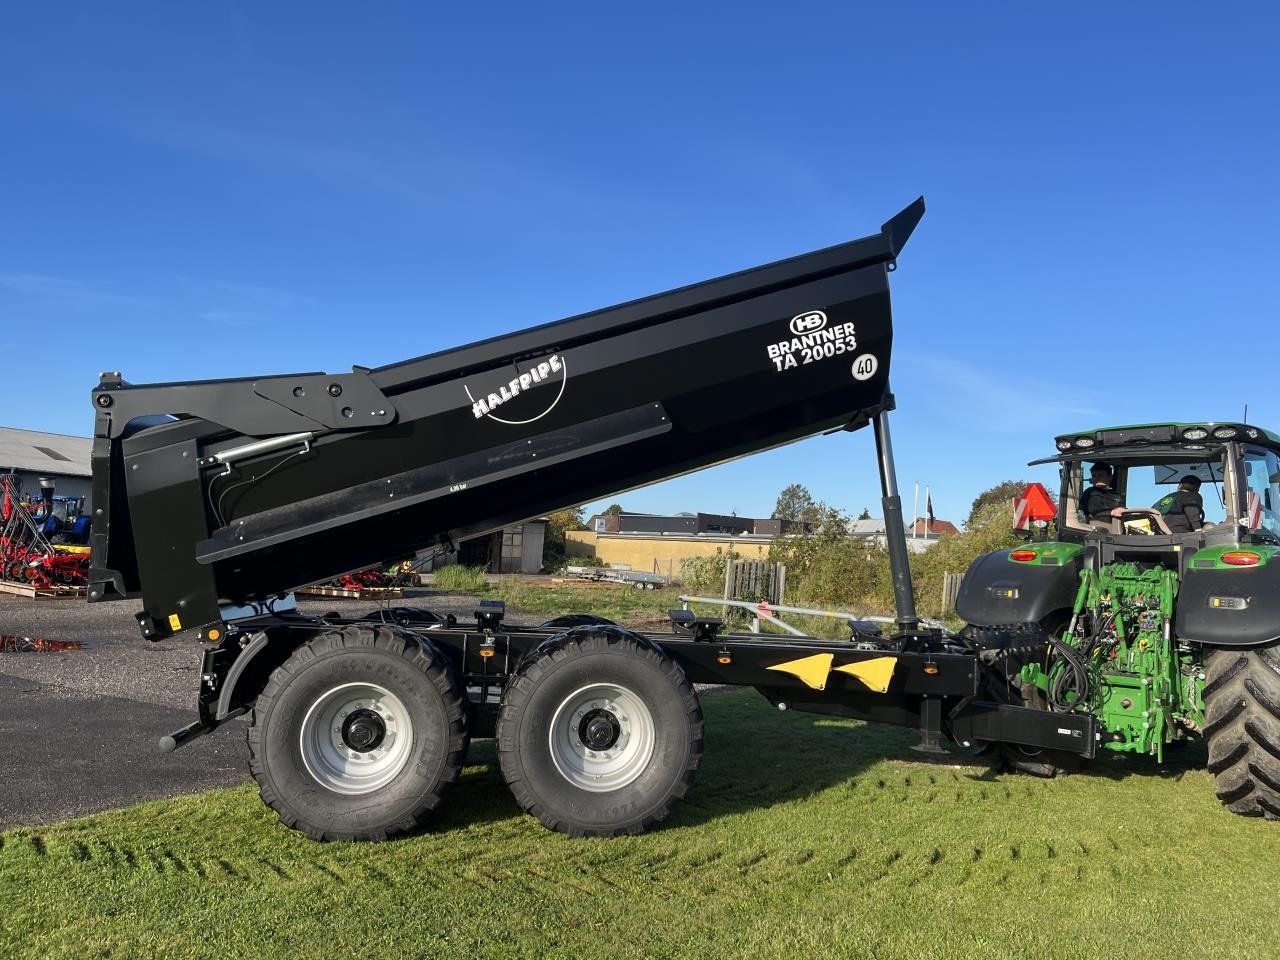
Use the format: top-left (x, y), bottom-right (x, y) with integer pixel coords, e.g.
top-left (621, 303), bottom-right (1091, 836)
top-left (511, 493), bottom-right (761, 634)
top-left (956, 422), bottom-right (1280, 818)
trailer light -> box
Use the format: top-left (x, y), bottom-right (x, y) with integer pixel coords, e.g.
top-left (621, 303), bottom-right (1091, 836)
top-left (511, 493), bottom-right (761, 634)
top-left (206, 628), bottom-right (221, 642)
top-left (479, 645), bottom-right (496, 658)
top-left (1181, 427), bottom-right (1209, 441)
top-left (716, 652), bottom-right (733, 665)
top-left (1073, 437), bottom-right (1095, 448)
top-left (923, 662), bottom-right (939, 676)
top-left (1221, 551), bottom-right (1261, 566)
top-left (1056, 439), bottom-right (1072, 451)
top-left (1212, 426), bottom-right (1238, 440)
top-left (1009, 549), bottom-right (1038, 562)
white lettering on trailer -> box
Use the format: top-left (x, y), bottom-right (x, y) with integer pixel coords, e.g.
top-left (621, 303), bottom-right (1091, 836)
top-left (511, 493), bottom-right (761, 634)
top-left (767, 313), bottom-right (857, 373)
top-left (465, 354), bottom-right (567, 424)
top-left (790, 310), bottom-right (828, 335)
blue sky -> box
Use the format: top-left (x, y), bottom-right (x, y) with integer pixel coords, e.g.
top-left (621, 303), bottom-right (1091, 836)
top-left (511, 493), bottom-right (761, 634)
top-left (2, 4), bottom-right (1277, 525)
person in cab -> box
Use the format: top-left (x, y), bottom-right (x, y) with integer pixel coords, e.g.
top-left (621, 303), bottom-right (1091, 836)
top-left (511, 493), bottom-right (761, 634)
top-left (1080, 463), bottom-right (1125, 525)
top-left (1156, 474), bottom-right (1206, 533)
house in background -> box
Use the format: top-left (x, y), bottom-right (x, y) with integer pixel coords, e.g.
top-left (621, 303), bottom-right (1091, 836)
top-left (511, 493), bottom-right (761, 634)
top-left (0, 426), bottom-right (92, 504)
top-left (454, 520), bottom-right (548, 574)
top-left (908, 518), bottom-right (959, 539)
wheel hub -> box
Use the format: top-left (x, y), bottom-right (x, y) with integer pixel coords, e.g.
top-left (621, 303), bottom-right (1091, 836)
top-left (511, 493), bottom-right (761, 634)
top-left (341, 708), bottom-right (387, 753)
top-left (579, 708), bottom-right (621, 751)
top-left (299, 682), bottom-right (413, 796)
top-left (548, 683), bottom-right (656, 792)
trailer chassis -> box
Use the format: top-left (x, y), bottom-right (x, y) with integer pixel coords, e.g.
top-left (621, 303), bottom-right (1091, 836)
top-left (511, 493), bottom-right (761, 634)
top-left (166, 409), bottom-right (1097, 788)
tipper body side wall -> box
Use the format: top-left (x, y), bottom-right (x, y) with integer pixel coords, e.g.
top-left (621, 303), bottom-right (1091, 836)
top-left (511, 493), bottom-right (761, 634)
top-left (91, 200), bottom-right (923, 640)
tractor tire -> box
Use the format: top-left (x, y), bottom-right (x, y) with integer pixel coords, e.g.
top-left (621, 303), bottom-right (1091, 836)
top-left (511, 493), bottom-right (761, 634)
top-left (247, 625), bottom-right (468, 841)
top-left (1203, 645), bottom-right (1280, 819)
top-left (497, 627), bottom-right (702, 837)
top-left (971, 621), bottom-right (1086, 779)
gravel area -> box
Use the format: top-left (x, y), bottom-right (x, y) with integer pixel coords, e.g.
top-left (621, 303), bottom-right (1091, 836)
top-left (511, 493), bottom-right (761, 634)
top-left (0, 588), bottom-right (497, 829)
top-left (0, 587), bottom-right (719, 830)
top-left (0, 588), bottom-right (495, 711)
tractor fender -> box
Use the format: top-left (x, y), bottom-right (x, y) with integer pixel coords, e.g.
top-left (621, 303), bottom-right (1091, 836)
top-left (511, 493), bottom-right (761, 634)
top-left (954, 545), bottom-right (1083, 628)
top-left (1175, 563), bottom-right (1280, 648)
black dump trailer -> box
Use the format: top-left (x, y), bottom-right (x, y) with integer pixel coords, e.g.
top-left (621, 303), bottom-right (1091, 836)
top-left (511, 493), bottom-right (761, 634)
top-left (89, 198), bottom-right (1094, 840)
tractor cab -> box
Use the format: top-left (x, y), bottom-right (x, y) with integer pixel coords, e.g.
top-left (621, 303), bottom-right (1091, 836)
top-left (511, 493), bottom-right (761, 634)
top-left (32, 494), bottom-right (90, 544)
top-left (1033, 422), bottom-right (1280, 571)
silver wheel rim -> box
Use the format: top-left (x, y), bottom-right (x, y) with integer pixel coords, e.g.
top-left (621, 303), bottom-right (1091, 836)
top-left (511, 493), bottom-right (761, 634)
top-left (299, 682), bottom-right (413, 795)
top-left (548, 683), bottom-right (656, 792)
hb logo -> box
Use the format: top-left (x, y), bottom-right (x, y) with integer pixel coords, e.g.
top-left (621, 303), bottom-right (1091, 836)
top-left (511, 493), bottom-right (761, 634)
top-left (789, 310), bottom-right (828, 335)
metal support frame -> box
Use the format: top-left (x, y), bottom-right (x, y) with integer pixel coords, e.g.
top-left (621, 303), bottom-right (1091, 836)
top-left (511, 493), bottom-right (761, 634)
top-left (872, 408), bottom-right (920, 630)
top-left (679, 595), bottom-right (947, 636)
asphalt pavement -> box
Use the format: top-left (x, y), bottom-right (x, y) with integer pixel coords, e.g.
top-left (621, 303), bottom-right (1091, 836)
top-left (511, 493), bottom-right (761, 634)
top-left (0, 588), bottom-right (488, 829)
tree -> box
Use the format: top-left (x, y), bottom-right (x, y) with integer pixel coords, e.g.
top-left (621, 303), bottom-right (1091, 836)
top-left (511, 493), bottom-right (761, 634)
top-left (966, 480), bottom-right (1030, 530)
top-left (772, 483), bottom-right (817, 522)
top-left (603, 503), bottom-right (624, 516)
top-left (542, 507), bottom-right (588, 570)
top-left (857, 507), bottom-right (872, 520)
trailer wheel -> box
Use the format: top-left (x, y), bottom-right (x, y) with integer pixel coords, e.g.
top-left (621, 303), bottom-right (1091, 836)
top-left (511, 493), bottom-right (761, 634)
top-left (247, 625), bottom-right (468, 841)
top-left (540, 614), bottom-right (617, 629)
top-left (1204, 644), bottom-right (1280, 819)
top-left (497, 628), bottom-right (702, 837)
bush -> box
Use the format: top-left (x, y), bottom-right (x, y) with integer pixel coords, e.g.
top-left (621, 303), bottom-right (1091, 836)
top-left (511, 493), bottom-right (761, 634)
top-left (679, 549), bottom-right (740, 594)
top-left (432, 564), bottom-right (489, 593)
top-left (769, 498), bottom-right (1024, 620)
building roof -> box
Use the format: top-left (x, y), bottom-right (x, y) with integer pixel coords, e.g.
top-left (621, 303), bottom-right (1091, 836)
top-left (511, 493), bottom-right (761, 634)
top-left (0, 426), bottom-right (91, 478)
top-left (849, 518), bottom-right (887, 537)
top-left (909, 518), bottom-right (959, 537)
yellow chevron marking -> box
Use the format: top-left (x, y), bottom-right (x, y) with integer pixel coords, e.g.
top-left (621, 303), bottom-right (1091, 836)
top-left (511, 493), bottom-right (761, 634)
top-left (766, 653), bottom-right (834, 690)
top-left (833, 657), bottom-right (898, 693)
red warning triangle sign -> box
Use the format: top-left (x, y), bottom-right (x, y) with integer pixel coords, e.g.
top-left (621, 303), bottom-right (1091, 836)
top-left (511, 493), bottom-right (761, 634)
top-left (1021, 482), bottom-right (1057, 521)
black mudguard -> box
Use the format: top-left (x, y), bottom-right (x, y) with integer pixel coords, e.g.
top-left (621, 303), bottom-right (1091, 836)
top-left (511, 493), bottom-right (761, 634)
top-left (954, 548), bottom-right (1082, 628)
top-left (1176, 565), bottom-right (1280, 648)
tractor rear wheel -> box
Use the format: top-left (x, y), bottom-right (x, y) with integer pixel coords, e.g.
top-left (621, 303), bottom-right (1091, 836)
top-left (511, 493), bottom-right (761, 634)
top-left (248, 625), bottom-right (468, 840)
top-left (497, 627), bottom-right (702, 836)
top-left (1204, 645), bottom-right (1280, 819)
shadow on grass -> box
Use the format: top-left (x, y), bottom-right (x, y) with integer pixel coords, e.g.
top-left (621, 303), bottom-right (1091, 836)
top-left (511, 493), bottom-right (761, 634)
top-left (417, 689), bottom-right (1214, 840)
top-left (414, 691), bottom-right (924, 838)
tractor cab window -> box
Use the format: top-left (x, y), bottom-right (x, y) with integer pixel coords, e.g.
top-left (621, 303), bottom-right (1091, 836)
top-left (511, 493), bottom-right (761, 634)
top-left (1242, 449), bottom-right (1280, 541)
top-left (1125, 460), bottom-right (1227, 527)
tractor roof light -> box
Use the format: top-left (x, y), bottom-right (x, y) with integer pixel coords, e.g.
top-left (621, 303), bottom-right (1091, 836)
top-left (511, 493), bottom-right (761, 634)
top-left (1182, 427), bottom-right (1209, 441)
top-left (1056, 439), bottom-right (1072, 451)
top-left (1010, 549), bottom-right (1038, 562)
top-left (1245, 428), bottom-right (1260, 439)
top-left (1221, 551), bottom-right (1261, 567)
top-left (1073, 436), bottom-right (1096, 448)
top-left (1212, 426), bottom-right (1238, 440)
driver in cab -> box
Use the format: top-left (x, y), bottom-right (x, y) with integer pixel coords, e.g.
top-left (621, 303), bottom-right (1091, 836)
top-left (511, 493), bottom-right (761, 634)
top-left (1081, 463), bottom-right (1126, 525)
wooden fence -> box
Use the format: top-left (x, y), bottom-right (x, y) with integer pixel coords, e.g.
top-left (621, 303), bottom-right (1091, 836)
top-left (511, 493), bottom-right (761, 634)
top-left (724, 559), bottom-right (786, 605)
top-left (941, 571), bottom-right (964, 615)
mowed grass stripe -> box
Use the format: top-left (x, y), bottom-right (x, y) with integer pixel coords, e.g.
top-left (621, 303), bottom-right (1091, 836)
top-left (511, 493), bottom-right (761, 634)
top-left (1, 690), bottom-right (1277, 960)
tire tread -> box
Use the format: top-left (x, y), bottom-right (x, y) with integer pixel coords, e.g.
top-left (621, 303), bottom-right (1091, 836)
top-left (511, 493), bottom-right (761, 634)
top-left (247, 625), bottom-right (468, 841)
top-left (1204, 646), bottom-right (1280, 821)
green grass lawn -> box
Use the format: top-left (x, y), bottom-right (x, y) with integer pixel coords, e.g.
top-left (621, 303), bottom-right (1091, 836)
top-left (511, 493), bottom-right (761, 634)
top-left (2, 690), bottom-right (1277, 960)
top-left (481, 579), bottom-right (690, 629)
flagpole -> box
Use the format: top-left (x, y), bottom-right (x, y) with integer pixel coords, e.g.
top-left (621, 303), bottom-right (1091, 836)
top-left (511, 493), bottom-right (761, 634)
top-left (912, 482), bottom-right (919, 539)
top-left (925, 485), bottom-right (931, 537)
